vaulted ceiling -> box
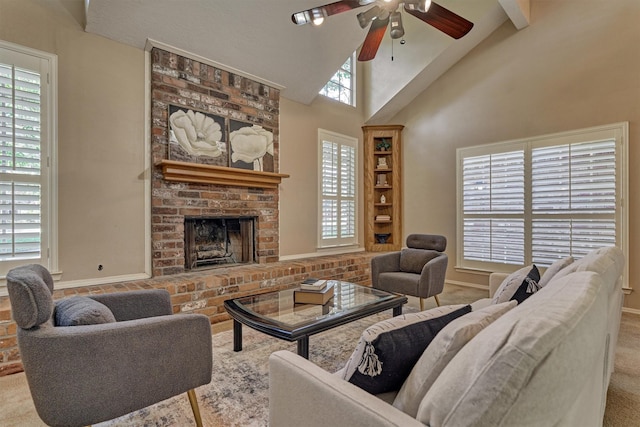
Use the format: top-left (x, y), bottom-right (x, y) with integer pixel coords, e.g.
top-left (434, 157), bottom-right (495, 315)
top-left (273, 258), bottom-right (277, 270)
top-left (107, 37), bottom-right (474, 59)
top-left (85, 0), bottom-right (529, 122)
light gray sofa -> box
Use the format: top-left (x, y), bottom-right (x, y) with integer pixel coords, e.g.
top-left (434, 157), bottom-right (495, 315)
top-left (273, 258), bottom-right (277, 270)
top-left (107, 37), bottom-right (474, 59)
top-left (269, 246), bottom-right (624, 427)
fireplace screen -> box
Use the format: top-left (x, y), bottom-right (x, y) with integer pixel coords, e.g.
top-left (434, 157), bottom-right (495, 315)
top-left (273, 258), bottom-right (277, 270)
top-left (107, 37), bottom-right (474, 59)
top-left (184, 217), bottom-right (256, 270)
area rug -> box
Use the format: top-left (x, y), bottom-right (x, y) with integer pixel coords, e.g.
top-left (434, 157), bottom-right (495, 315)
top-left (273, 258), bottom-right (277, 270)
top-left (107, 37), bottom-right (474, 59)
top-left (98, 310), bottom-right (397, 427)
top-left (93, 287), bottom-right (639, 427)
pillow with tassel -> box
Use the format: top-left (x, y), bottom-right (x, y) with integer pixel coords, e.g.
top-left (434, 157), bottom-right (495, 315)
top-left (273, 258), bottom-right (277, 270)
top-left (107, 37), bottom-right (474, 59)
top-left (339, 304), bottom-right (471, 395)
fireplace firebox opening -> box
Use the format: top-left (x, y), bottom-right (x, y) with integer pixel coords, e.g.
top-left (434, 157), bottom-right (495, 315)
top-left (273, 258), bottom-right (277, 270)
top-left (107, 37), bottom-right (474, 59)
top-left (184, 216), bottom-right (256, 270)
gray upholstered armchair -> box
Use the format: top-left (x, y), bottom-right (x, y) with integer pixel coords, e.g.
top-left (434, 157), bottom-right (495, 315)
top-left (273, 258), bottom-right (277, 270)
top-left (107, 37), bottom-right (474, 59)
top-left (6, 264), bottom-right (212, 427)
top-left (371, 234), bottom-right (448, 311)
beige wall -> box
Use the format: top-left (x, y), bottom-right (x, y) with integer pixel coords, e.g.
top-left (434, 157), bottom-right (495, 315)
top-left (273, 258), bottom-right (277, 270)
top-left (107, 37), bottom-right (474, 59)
top-left (279, 95), bottom-right (364, 257)
top-left (0, 0), bottom-right (366, 282)
top-left (5, 0), bottom-right (637, 312)
top-left (390, 0), bottom-right (640, 310)
top-left (0, 0), bottom-right (147, 282)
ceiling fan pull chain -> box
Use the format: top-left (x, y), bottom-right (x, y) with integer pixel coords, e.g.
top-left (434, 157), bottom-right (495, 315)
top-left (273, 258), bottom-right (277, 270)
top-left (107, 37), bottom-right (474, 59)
top-left (391, 39), bottom-right (394, 61)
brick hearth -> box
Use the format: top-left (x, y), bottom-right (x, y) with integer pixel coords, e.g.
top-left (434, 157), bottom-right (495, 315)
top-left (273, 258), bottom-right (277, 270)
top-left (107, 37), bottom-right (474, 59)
top-left (0, 252), bottom-right (377, 375)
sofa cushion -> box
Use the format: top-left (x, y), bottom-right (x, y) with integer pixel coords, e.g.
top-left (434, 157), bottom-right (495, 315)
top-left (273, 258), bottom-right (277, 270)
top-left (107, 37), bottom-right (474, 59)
top-left (340, 304), bottom-right (471, 395)
top-left (552, 246), bottom-right (624, 291)
top-left (55, 296), bottom-right (116, 326)
top-left (492, 265), bottom-right (540, 304)
top-left (538, 256), bottom-right (574, 288)
top-left (399, 249), bottom-right (439, 274)
top-left (393, 300), bottom-right (517, 418)
top-left (416, 271), bottom-right (608, 426)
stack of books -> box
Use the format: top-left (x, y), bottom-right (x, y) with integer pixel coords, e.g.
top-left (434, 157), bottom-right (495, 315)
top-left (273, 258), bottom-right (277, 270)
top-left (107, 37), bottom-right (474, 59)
top-left (375, 214), bottom-right (391, 221)
top-left (294, 278), bottom-right (334, 305)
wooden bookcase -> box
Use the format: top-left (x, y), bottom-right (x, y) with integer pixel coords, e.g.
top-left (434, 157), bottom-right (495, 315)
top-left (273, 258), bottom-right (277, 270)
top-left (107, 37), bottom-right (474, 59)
top-left (363, 125), bottom-right (403, 251)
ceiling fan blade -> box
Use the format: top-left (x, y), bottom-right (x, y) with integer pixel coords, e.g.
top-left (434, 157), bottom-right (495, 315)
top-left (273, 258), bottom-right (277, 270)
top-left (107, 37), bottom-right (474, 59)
top-left (404, 2), bottom-right (473, 39)
top-left (292, 1), bottom-right (369, 25)
top-left (323, 0), bottom-right (370, 17)
top-left (357, 17), bottom-right (389, 61)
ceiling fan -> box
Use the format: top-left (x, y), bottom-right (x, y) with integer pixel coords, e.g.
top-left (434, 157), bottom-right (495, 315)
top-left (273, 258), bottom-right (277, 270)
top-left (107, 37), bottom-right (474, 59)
top-left (291, 0), bottom-right (474, 61)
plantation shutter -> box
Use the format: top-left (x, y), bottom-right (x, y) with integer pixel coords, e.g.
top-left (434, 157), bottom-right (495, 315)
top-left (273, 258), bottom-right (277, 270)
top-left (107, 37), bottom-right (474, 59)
top-left (457, 123), bottom-right (625, 276)
top-left (531, 139), bottom-right (617, 264)
top-left (340, 143), bottom-right (356, 239)
top-left (321, 140), bottom-right (338, 239)
top-left (0, 61), bottom-right (42, 261)
top-left (319, 130), bottom-right (358, 247)
top-left (462, 150), bottom-right (525, 265)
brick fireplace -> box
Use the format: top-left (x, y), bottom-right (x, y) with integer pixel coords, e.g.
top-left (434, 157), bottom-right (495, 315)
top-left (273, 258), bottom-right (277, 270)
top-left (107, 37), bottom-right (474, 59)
top-left (150, 48), bottom-right (281, 276)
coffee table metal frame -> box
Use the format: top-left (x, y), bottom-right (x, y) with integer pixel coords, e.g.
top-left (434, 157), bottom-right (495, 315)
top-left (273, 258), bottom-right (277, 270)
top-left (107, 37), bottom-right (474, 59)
top-left (223, 281), bottom-right (407, 359)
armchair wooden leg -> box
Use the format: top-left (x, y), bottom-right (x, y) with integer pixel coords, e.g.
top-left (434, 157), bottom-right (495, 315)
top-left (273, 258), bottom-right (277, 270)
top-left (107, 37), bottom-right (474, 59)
top-left (434, 295), bottom-right (441, 307)
top-left (420, 297), bottom-right (425, 311)
top-left (187, 389), bottom-right (203, 427)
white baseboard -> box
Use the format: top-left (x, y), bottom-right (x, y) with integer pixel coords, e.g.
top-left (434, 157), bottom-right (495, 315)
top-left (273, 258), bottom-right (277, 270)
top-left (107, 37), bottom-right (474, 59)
top-left (622, 307), bottom-right (640, 316)
top-left (445, 279), bottom-right (490, 291)
top-left (55, 273), bottom-right (152, 290)
top-left (279, 247), bottom-right (365, 261)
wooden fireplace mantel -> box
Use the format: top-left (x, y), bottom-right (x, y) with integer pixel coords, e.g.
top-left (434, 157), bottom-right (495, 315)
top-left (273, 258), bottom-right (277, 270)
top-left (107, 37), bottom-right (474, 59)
top-left (158, 160), bottom-right (290, 189)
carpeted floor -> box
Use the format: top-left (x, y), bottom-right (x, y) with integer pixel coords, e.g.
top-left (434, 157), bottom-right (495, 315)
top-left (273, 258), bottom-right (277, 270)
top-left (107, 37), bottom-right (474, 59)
top-left (604, 311), bottom-right (640, 426)
top-left (1, 284), bottom-right (638, 426)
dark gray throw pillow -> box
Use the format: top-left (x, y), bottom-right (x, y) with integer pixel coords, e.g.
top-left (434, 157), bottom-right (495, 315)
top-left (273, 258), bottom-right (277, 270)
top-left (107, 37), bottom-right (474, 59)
top-left (510, 265), bottom-right (541, 304)
top-left (55, 296), bottom-right (116, 326)
top-left (339, 304), bottom-right (472, 395)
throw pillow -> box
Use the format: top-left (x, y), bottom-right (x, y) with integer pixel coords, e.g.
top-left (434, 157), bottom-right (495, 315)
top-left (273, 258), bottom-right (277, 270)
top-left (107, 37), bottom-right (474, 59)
top-left (509, 265), bottom-right (541, 304)
top-left (392, 301), bottom-right (517, 417)
top-left (55, 296), bottom-right (116, 326)
top-left (492, 265), bottom-right (540, 304)
top-left (339, 304), bottom-right (471, 395)
top-left (399, 249), bottom-right (439, 274)
top-left (552, 246), bottom-right (624, 289)
top-left (538, 256), bottom-right (574, 288)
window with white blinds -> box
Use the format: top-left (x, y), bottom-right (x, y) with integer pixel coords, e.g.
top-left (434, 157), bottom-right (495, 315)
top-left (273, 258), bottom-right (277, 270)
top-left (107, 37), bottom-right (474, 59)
top-left (318, 129), bottom-right (358, 248)
top-left (457, 123), bottom-right (627, 276)
top-left (0, 41), bottom-right (55, 276)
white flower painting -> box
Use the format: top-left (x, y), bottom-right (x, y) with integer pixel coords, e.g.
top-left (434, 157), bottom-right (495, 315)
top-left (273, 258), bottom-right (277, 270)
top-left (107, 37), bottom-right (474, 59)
top-left (168, 106), bottom-right (227, 166)
top-left (167, 105), bottom-right (275, 172)
top-left (229, 124), bottom-right (274, 172)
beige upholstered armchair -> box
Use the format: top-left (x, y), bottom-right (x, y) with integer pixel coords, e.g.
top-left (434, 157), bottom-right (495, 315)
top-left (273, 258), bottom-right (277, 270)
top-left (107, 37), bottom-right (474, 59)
top-left (371, 234), bottom-right (448, 311)
top-left (6, 264), bottom-right (212, 427)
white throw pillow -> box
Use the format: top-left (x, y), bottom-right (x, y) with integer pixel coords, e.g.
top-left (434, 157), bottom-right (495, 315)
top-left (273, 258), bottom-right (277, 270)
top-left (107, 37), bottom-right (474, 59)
top-left (552, 246), bottom-right (624, 289)
top-left (392, 301), bottom-right (517, 417)
top-left (492, 265), bottom-right (540, 304)
top-left (538, 256), bottom-right (574, 288)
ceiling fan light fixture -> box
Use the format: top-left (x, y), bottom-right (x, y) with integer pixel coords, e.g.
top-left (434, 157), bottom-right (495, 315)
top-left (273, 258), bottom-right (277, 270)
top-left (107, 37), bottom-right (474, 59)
top-left (311, 8), bottom-right (326, 26)
top-left (405, 0), bottom-right (432, 13)
top-left (291, 11), bottom-right (311, 25)
top-left (357, 5), bottom-right (381, 29)
top-left (389, 11), bottom-right (404, 39)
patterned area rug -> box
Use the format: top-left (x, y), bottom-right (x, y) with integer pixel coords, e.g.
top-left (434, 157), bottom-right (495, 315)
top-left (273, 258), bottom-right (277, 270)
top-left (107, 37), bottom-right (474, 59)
top-left (98, 310), bottom-right (397, 427)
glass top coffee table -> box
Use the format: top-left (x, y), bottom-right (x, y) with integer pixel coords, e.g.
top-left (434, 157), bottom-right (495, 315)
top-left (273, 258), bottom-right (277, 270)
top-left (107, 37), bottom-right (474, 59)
top-left (224, 281), bottom-right (407, 359)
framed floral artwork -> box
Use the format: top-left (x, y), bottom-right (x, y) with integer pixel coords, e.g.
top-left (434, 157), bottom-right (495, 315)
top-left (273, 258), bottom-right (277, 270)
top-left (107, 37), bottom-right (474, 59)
top-left (168, 105), bottom-right (227, 166)
top-left (229, 120), bottom-right (274, 172)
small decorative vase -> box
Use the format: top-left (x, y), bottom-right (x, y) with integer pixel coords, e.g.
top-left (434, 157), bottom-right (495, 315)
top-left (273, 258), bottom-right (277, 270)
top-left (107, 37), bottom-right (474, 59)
top-left (375, 233), bottom-right (390, 244)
